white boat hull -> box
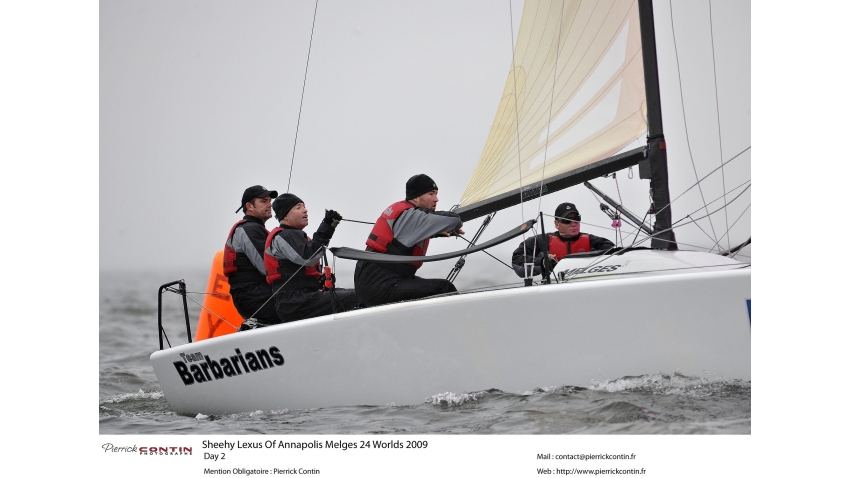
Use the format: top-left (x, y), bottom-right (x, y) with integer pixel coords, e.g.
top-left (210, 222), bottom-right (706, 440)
top-left (151, 252), bottom-right (750, 415)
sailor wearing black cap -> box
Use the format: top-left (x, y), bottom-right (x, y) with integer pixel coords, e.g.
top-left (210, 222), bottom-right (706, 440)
top-left (511, 202), bottom-right (615, 278)
top-left (263, 194), bottom-right (359, 323)
top-left (354, 174), bottom-right (464, 307)
top-left (223, 185), bottom-right (280, 329)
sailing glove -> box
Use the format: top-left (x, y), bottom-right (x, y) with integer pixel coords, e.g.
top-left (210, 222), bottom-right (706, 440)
top-left (542, 255), bottom-right (558, 273)
top-left (323, 209), bottom-right (342, 228)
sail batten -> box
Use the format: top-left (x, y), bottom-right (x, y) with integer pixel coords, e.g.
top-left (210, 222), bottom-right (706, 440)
top-left (458, 0), bottom-right (647, 217)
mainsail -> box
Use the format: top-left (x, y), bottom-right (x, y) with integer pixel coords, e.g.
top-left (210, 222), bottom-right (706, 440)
top-left (457, 0), bottom-right (648, 221)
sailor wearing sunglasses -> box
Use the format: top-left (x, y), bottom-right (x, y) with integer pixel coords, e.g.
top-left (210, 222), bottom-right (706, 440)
top-left (511, 202), bottom-right (614, 278)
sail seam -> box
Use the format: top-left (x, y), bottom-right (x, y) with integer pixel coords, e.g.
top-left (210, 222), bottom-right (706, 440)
top-left (485, 110), bottom-right (646, 197)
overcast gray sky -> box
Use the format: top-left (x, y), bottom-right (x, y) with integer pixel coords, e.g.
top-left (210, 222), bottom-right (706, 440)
top-left (99, 0), bottom-right (750, 291)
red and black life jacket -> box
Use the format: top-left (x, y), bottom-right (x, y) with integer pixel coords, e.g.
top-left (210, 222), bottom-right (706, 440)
top-left (365, 200), bottom-right (430, 270)
top-left (264, 227), bottom-right (322, 289)
top-left (547, 233), bottom-right (591, 260)
top-left (223, 219), bottom-right (270, 284)
top-left (223, 220), bottom-right (248, 276)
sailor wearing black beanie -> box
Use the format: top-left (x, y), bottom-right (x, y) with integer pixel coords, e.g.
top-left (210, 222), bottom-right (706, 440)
top-left (262, 194), bottom-right (359, 325)
top-left (405, 174), bottom-right (438, 200)
top-left (354, 174), bottom-right (465, 307)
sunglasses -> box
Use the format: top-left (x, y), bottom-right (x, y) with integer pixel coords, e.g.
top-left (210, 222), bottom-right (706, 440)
top-left (557, 214), bottom-right (581, 224)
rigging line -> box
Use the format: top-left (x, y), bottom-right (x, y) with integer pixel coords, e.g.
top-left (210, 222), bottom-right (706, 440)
top-left (654, 145), bottom-right (750, 218)
top-left (683, 213), bottom-right (718, 245)
top-left (542, 227), bottom-right (629, 283)
top-left (708, 203), bottom-right (751, 255)
top-left (656, 238), bottom-right (729, 253)
top-left (539, 217), bottom-right (647, 258)
top-left (629, 210), bottom-right (651, 248)
top-left (456, 282), bottom-right (528, 295)
top-left (668, 180), bottom-right (750, 245)
top-left (472, 0), bottom-right (585, 162)
top-left (671, 183), bottom-right (750, 239)
top-left (184, 291), bottom-right (229, 297)
top-left (707, 0), bottom-right (731, 252)
top-left (532, 0), bottom-right (566, 266)
top-left (532, 0), bottom-right (609, 132)
top-left (286, 0), bottom-right (320, 194)
top-left (549, 202), bottom-right (651, 281)
top-left (541, 213), bottom-right (643, 239)
top-left (613, 197), bottom-right (745, 253)
top-left (473, 2), bottom-right (634, 185)
top-left (486, 51), bottom-right (644, 173)
top-left (535, 0), bottom-right (566, 218)
top-left (583, 188), bottom-right (643, 239)
top-left (247, 245), bottom-right (326, 319)
top-left (480, 2), bottom-right (620, 187)
top-left (672, 180), bottom-right (750, 228)
top-left (559, 228), bottom-right (744, 284)
top-left (613, 174), bottom-right (625, 246)
top-left (183, 293), bottom-right (240, 333)
top-left (454, 234), bottom-right (514, 271)
top-left (508, 0), bottom-right (530, 279)
top-left (668, 0), bottom-right (720, 246)
top-left (623, 187), bottom-right (749, 252)
top-left (729, 236), bottom-right (751, 260)
top-left (340, 218), bottom-right (375, 225)
top-left (587, 187), bottom-right (605, 208)
top-left (477, 109), bottom-right (646, 196)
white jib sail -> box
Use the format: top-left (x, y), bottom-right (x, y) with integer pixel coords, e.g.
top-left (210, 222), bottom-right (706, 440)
top-left (459, 0), bottom-right (647, 210)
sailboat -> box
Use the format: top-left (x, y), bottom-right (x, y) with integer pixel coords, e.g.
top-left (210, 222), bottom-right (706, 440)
top-left (151, 0), bottom-right (750, 415)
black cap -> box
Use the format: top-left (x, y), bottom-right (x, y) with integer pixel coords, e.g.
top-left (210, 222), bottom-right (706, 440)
top-left (272, 193), bottom-right (304, 220)
top-left (236, 185), bottom-right (278, 213)
top-left (555, 202), bottom-right (580, 219)
top-left (405, 174), bottom-right (438, 200)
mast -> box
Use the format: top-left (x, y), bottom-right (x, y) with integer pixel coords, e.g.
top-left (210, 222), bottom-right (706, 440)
top-left (638, 0), bottom-right (677, 250)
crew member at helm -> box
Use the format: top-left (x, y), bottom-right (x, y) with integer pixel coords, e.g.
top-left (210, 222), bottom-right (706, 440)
top-left (224, 185), bottom-right (280, 330)
top-left (354, 174), bottom-right (464, 307)
top-left (264, 194), bottom-right (358, 323)
top-left (511, 202), bottom-right (615, 278)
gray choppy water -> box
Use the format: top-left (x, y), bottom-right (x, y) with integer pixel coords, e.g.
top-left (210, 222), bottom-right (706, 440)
top-left (99, 270), bottom-right (750, 435)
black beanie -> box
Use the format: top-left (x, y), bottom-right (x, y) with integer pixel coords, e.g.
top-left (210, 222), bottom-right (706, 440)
top-left (273, 193), bottom-right (304, 220)
top-left (405, 174), bottom-right (438, 200)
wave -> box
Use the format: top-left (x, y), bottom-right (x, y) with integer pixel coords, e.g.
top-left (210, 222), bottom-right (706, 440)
top-left (589, 372), bottom-right (750, 397)
top-left (100, 389), bottom-right (164, 404)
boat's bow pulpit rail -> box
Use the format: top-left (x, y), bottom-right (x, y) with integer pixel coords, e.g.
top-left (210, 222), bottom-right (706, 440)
top-left (156, 279), bottom-right (193, 350)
